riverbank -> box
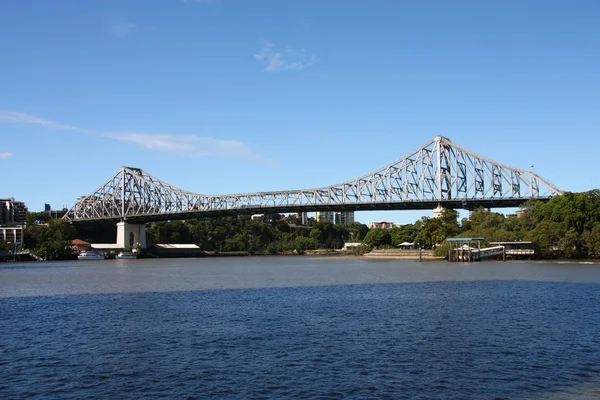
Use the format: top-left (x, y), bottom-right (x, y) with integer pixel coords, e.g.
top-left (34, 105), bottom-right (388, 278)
top-left (363, 249), bottom-right (445, 261)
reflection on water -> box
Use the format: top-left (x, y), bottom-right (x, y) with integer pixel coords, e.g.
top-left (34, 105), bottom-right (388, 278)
top-left (2, 257), bottom-right (600, 298)
top-left (1, 258), bottom-right (600, 399)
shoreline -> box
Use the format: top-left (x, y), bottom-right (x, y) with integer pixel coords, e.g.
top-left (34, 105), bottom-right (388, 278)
top-left (362, 254), bottom-right (446, 261)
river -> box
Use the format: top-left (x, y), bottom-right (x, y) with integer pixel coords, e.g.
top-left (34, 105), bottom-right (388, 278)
top-left (1, 257), bottom-right (600, 399)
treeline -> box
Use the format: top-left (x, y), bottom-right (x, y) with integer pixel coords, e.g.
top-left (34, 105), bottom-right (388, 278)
top-left (145, 214), bottom-right (369, 255)
top-left (363, 190), bottom-right (600, 259)
top-left (9, 190), bottom-right (600, 260)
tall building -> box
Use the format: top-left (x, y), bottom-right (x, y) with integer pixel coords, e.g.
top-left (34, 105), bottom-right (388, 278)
top-left (1, 198), bottom-right (27, 225)
top-left (335, 211), bottom-right (355, 225)
top-left (0, 226), bottom-right (23, 245)
top-left (297, 212), bottom-right (309, 225)
top-left (315, 211), bottom-right (335, 223)
top-left (315, 211), bottom-right (354, 225)
top-left (1, 198), bottom-right (27, 246)
top-left (44, 203), bottom-right (68, 219)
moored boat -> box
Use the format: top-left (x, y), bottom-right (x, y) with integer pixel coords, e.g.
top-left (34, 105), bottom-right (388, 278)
top-left (78, 251), bottom-right (105, 260)
top-left (116, 251), bottom-right (137, 259)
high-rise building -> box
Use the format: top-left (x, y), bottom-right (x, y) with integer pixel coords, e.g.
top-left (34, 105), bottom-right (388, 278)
top-left (296, 212), bottom-right (309, 225)
top-left (1, 198), bottom-right (27, 247)
top-left (1, 198), bottom-right (27, 225)
top-left (315, 211), bottom-right (355, 225)
top-left (0, 226), bottom-right (23, 245)
top-left (44, 204), bottom-right (68, 219)
top-left (315, 211), bottom-right (335, 223)
top-left (335, 211), bottom-right (355, 225)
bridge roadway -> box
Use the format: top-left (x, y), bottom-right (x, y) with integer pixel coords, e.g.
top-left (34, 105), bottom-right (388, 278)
top-left (72, 197), bottom-right (550, 224)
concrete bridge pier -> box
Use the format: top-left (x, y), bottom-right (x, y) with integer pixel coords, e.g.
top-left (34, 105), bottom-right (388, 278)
top-left (116, 222), bottom-right (147, 249)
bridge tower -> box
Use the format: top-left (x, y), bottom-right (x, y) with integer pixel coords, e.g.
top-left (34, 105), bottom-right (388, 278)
top-left (116, 222), bottom-right (147, 249)
top-left (435, 135), bottom-right (452, 202)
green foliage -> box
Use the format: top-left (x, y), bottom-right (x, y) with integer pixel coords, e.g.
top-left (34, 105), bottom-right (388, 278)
top-left (389, 224), bottom-right (418, 246)
top-left (414, 209), bottom-right (459, 249)
top-left (293, 236), bottom-right (319, 254)
top-left (460, 208), bottom-right (524, 244)
top-left (25, 211), bottom-right (50, 225)
top-left (363, 229), bottom-right (392, 248)
top-left (144, 215), bottom-right (350, 255)
top-left (583, 225), bottom-right (600, 257)
top-left (20, 190), bottom-right (600, 260)
top-left (457, 190), bottom-right (600, 258)
top-left (346, 222), bottom-right (370, 242)
top-left (434, 241), bottom-right (451, 257)
top-left (25, 219), bottom-right (77, 260)
top-left (346, 244), bottom-right (371, 256)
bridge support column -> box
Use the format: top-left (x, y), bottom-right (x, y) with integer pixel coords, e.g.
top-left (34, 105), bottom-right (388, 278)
top-left (433, 205), bottom-right (447, 218)
top-left (116, 222), bottom-right (147, 249)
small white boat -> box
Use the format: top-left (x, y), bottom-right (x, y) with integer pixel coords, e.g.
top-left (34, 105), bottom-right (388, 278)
top-left (78, 251), bottom-right (105, 260)
top-left (116, 251), bottom-right (137, 259)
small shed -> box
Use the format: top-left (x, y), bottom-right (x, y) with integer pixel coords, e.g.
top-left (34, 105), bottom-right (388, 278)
top-left (71, 239), bottom-right (91, 253)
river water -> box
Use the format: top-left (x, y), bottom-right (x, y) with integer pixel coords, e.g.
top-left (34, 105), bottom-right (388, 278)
top-left (1, 257), bottom-right (600, 399)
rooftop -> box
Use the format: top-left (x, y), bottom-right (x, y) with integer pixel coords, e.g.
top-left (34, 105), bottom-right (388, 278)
top-left (446, 237), bottom-right (485, 242)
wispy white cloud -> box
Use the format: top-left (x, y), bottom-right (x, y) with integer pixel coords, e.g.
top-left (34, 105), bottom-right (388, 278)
top-left (254, 42), bottom-right (317, 72)
top-left (0, 152), bottom-right (13, 159)
top-left (107, 133), bottom-right (255, 158)
top-left (108, 22), bottom-right (137, 38)
top-left (0, 111), bottom-right (91, 134)
top-left (0, 110), bottom-right (260, 160)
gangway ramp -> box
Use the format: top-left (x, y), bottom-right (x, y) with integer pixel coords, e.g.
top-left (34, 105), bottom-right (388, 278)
top-left (472, 246), bottom-right (505, 260)
top-left (447, 237), bottom-right (506, 262)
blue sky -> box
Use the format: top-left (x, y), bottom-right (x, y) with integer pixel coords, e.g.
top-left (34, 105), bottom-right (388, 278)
top-left (1, 0), bottom-right (599, 224)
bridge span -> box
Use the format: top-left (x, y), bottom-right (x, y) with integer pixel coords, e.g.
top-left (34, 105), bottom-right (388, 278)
top-left (64, 136), bottom-right (562, 248)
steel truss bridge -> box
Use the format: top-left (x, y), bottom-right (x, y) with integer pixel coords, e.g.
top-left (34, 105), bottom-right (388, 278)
top-left (65, 136), bottom-right (562, 223)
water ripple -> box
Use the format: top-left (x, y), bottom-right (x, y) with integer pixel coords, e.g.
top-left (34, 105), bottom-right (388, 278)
top-left (1, 280), bottom-right (600, 399)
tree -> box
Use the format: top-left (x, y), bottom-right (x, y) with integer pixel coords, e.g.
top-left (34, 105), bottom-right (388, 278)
top-left (525, 220), bottom-right (565, 258)
top-left (25, 219), bottom-right (77, 260)
top-left (25, 211), bottom-right (49, 226)
top-left (414, 217), bottom-right (445, 248)
top-left (414, 209), bottom-right (459, 248)
top-left (363, 229), bottom-right (392, 248)
top-left (346, 222), bottom-right (370, 242)
top-left (285, 214), bottom-right (301, 225)
top-left (559, 228), bottom-right (585, 258)
top-left (293, 236), bottom-right (318, 254)
top-left (583, 225), bottom-right (600, 257)
top-left (389, 224), bottom-right (418, 246)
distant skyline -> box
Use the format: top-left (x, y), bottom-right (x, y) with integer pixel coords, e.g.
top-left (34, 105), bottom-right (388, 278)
top-left (1, 0), bottom-right (598, 224)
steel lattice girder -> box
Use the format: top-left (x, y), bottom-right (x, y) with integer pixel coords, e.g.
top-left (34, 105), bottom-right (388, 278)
top-left (64, 136), bottom-right (562, 222)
